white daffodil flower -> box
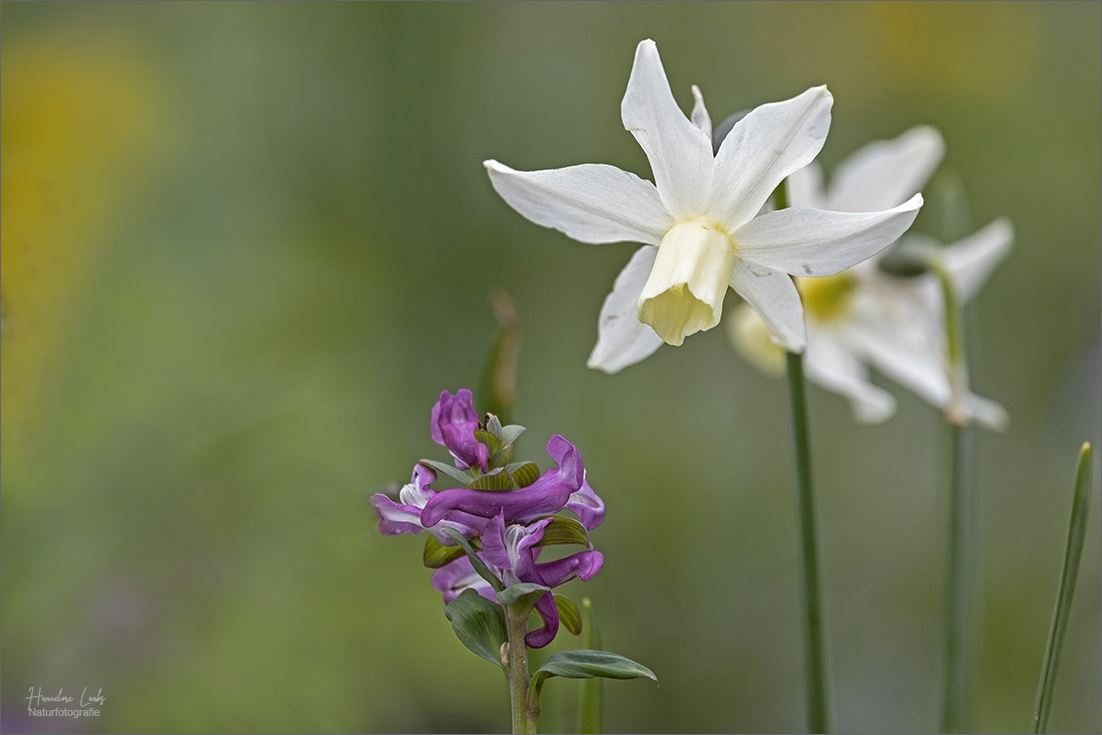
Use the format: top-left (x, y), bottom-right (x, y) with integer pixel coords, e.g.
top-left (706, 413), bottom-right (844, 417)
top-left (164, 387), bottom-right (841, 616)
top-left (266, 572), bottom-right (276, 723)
top-left (729, 127), bottom-right (1012, 428)
top-left (484, 39), bottom-right (922, 373)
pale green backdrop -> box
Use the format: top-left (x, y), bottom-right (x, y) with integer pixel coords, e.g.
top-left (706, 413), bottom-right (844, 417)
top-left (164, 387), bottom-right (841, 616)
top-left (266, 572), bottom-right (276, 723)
top-left (2, 2), bottom-right (1099, 733)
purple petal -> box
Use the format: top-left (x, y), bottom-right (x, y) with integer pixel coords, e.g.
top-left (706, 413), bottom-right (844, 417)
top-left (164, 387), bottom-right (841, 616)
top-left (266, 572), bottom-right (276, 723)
top-left (566, 478), bottom-right (606, 530)
top-left (525, 592), bottom-right (560, 649)
top-left (482, 514), bottom-right (554, 578)
top-left (369, 493), bottom-right (427, 536)
top-left (432, 556), bottom-right (498, 604)
top-left (420, 436), bottom-right (584, 527)
top-left (535, 550), bottom-right (604, 588)
top-left (429, 389), bottom-right (490, 472)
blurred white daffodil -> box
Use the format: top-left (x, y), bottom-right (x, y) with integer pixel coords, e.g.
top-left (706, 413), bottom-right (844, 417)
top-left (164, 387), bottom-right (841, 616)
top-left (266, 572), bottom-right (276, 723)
top-left (485, 39), bottom-right (922, 373)
top-left (729, 127), bottom-right (1012, 428)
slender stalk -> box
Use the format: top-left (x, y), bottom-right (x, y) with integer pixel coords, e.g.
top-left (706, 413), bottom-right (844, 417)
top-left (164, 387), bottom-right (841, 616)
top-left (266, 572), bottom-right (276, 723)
top-left (503, 604), bottom-right (539, 734)
top-left (578, 598), bottom-right (604, 734)
top-left (1031, 443), bottom-right (1093, 734)
top-left (940, 423), bottom-right (975, 733)
top-left (785, 350), bottom-right (831, 734)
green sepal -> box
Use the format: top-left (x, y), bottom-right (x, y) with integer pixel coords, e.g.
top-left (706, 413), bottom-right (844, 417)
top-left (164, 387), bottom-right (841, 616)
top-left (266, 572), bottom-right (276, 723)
top-left (507, 461), bottom-right (541, 488)
top-left (499, 424), bottom-right (526, 446)
top-left (474, 429), bottom-right (503, 455)
top-left (423, 533), bottom-right (476, 569)
top-left (496, 582), bottom-right (551, 616)
top-left (554, 595), bottom-right (582, 636)
top-left (535, 516), bottom-right (590, 548)
top-left (443, 527), bottom-right (504, 592)
top-left (484, 413), bottom-right (504, 440)
top-left (443, 588), bottom-right (507, 669)
top-left (530, 650), bottom-right (658, 699)
top-left (489, 444), bottom-right (516, 469)
top-left (418, 459), bottom-right (476, 486)
top-left (467, 468), bottom-right (513, 491)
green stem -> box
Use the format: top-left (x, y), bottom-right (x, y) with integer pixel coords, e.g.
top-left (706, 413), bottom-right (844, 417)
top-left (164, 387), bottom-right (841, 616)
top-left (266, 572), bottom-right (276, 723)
top-left (940, 423), bottom-right (975, 733)
top-left (785, 350), bottom-right (831, 734)
top-left (1031, 443), bottom-right (1093, 734)
top-left (503, 604), bottom-right (539, 734)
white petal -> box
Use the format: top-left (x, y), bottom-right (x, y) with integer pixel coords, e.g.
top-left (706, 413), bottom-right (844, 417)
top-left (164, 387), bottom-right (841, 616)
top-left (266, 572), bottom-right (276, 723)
top-left (621, 40), bottom-right (715, 218)
top-left (966, 394), bottom-right (1010, 431)
top-left (827, 126), bottom-right (945, 212)
top-left (728, 260), bottom-right (806, 352)
top-left (804, 331), bottom-right (896, 423)
top-left (786, 162), bottom-right (828, 210)
top-left (734, 195), bottom-right (923, 277)
top-left (587, 246), bottom-right (665, 373)
top-left (690, 85), bottom-right (712, 138)
top-left (845, 319), bottom-right (952, 408)
top-left (710, 86), bottom-right (833, 230)
top-left (484, 160), bottom-right (671, 245)
top-left (940, 218), bottom-right (1013, 303)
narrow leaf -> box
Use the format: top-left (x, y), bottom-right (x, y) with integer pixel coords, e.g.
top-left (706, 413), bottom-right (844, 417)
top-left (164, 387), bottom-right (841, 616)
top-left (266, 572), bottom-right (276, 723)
top-left (418, 459), bottom-right (475, 486)
top-left (488, 444), bottom-right (515, 469)
top-left (423, 534), bottom-right (466, 569)
top-left (507, 461), bottom-right (541, 489)
top-left (554, 595), bottom-right (582, 636)
top-left (497, 582), bottom-right (551, 609)
top-left (578, 598), bottom-right (603, 734)
top-left (1031, 442), bottom-right (1093, 734)
top-left (474, 429), bottom-right (502, 455)
top-left (443, 588), bottom-right (507, 668)
top-left (478, 289), bottom-right (520, 425)
top-left (531, 650), bottom-right (657, 700)
top-left (443, 527), bottom-right (504, 592)
top-left (467, 468), bottom-right (513, 491)
top-left (535, 516), bottom-right (591, 548)
top-left (499, 424), bottom-right (526, 446)
top-left (484, 413), bottom-right (504, 440)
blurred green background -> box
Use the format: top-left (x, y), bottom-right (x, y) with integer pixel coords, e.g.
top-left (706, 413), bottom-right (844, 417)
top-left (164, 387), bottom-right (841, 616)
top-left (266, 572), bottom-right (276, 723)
top-left (2, 2), bottom-right (1099, 733)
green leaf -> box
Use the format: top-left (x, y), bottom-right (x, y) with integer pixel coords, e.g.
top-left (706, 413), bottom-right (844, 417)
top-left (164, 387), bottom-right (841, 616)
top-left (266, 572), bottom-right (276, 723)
top-left (443, 527), bottom-right (504, 592)
top-left (418, 459), bottom-right (475, 486)
top-left (530, 650), bottom-right (657, 700)
top-left (488, 444), bottom-right (515, 469)
top-left (474, 429), bottom-right (502, 455)
top-left (467, 468), bottom-right (513, 491)
top-left (423, 534), bottom-right (466, 569)
top-left (1031, 442), bottom-right (1093, 734)
top-left (484, 413), bottom-right (504, 440)
top-left (535, 516), bottom-right (590, 548)
top-left (478, 289), bottom-right (520, 425)
top-left (443, 589), bottom-right (507, 668)
top-left (499, 424), bottom-right (526, 446)
top-left (578, 598), bottom-right (603, 734)
top-left (554, 595), bottom-right (582, 636)
top-left (496, 582), bottom-right (551, 614)
top-left (507, 461), bottom-right (541, 488)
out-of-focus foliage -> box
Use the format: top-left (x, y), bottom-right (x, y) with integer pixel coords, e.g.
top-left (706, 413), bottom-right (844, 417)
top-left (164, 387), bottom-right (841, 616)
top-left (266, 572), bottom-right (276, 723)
top-left (1, 3), bottom-right (1098, 733)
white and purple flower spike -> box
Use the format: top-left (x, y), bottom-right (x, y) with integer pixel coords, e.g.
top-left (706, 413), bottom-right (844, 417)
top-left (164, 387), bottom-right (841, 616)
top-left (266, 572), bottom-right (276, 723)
top-left (485, 39), bottom-right (923, 372)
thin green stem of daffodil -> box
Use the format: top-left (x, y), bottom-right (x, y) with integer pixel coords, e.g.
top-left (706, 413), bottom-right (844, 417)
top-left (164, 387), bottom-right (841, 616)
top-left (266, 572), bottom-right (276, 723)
top-left (504, 604), bottom-right (539, 734)
top-left (933, 257), bottom-right (974, 734)
top-left (1031, 443), bottom-right (1093, 734)
top-left (785, 349), bottom-right (831, 734)
top-left (940, 422), bottom-right (975, 734)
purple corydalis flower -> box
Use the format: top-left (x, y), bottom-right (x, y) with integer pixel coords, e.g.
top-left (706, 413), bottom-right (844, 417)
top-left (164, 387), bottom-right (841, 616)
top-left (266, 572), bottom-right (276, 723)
top-left (450, 512), bottom-right (604, 648)
top-left (420, 434), bottom-right (584, 528)
top-left (370, 464), bottom-right (484, 541)
top-left (431, 389), bottom-right (490, 472)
